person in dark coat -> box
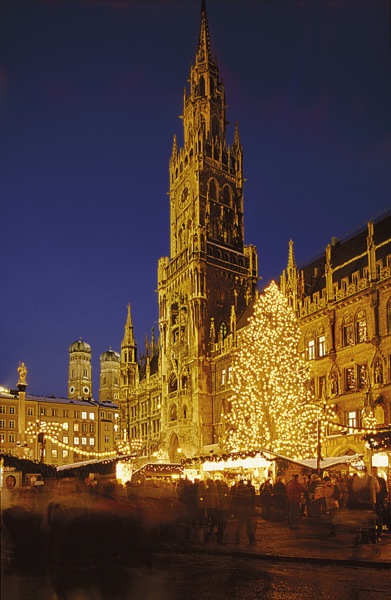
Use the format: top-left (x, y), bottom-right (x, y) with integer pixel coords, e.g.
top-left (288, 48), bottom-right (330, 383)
top-left (286, 475), bottom-right (305, 529)
top-left (232, 479), bottom-right (256, 545)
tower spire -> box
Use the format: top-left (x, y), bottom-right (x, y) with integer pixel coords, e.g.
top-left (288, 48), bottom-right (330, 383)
top-left (124, 303), bottom-right (135, 347)
top-left (197, 0), bottom-right (212, 66)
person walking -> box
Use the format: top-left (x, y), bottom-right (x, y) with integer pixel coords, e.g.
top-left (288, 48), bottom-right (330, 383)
top-left (286, 474), bottom-right (305, 529)
top-left (232, 479), bottom-right (256, 546)
top-left (308, 473), bottom-right (324, 519)
top-left (322, 476), bottom-right (340, 536)
top-left (372, 466), bottom-right (388, 541)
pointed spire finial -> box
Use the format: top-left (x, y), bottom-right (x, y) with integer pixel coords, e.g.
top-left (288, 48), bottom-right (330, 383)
top-left (288, 240), bottom-right (296, 269)
top-left (197, 0), bottom-right (212, 65)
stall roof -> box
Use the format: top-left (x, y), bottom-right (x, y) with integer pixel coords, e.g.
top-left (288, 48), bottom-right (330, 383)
top-left (56, 454), bottom-right (135, 471)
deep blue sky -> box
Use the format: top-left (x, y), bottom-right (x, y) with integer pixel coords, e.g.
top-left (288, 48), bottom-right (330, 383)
top-left (1, 0), bottom-right (390, 398)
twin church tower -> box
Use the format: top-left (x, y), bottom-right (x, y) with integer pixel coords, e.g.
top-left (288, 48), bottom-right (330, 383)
top-left (69, 2), bottom-right (258, 460)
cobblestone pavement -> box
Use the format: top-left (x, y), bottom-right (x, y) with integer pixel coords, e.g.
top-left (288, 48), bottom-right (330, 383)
top-left (166, 513), bottom-right (391, 567)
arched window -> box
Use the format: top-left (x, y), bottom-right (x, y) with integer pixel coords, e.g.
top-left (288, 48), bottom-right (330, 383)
top-left (212, 116), bottom-right (220, 138)
top-left (199, 75), bottom-right (205, 96)
top-left (387, 299), bottom-right (391, 333)
top-left (169, 372), bottom-right (178, 393)
top-left (169, 403), bottom-right (178, 421)
top-left (183, 404), bottom-right (188, 419)
top-left (305, 331), bottom-right (315, 361)
top-left (342, 314), bottom-right (354, 347)
top-left (209, 179), bottom-right (218, 200)
top-left (222, 185), bottom-right (231, 206)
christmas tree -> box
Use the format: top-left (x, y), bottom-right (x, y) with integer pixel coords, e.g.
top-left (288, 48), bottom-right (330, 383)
top-left (224, 281), bottom-right (325, 459)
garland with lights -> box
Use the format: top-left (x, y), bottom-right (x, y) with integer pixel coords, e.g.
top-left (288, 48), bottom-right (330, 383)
top-left (363, 428), bottom-right (391, 451)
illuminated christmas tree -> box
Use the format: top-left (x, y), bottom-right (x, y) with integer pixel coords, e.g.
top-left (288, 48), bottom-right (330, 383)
top-left (224, 281), bottom-right (324, 459)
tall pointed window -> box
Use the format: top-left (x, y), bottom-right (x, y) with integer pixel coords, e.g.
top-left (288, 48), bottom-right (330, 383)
top-left (356, 310), bottom-right (367, 343)
top-left (342, 315), bottom-right (354, 346)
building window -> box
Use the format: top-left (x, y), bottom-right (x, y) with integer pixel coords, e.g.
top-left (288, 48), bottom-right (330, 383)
top-left (221, 369), bottom-right (226, 385)
top-left (9, 434), bottom-right (15, 443)
top-left (81, 437), bottom-right (87, 446)
top-left (100, 411), bottom-right (105, 419)
top-left (104, 436), bottom-right (110, 443)
top-left (89, 412), bottom-right (94, 420)
top-left (74, 422), bottom-right (79, 432)
top-left (0, 420), bottom-right (5, 428)
top-left (347, 410), bottom-right (358, 433)
top-left (51, 409), bottom-right (58, 417)
top-left (318, 335), bottom-right (326, 358)
top-left (387, 300), bottom-right (391, 334)
top-left (219, 322), bottom-right (227, 342)
top-left (307, 339), bottom-right (315, 360)
top-left (356, 311), bottom-right (367, 343)
top-left (345, 367), bottom-right (355, 391)
top-left (357, 364), bottom-right (367, 389)
top-left (74, 437), bottom-right (80, 445)
top-left (63, 410), bottom-right (69, 417)
top-left (0, 433), bottom-right (5, 443)
top-left (170, 404), bottom-right (178, 421)
top-left (90, 424), bottom-right (95, 433)
top-left (343, 316), bottom-right (354, 346)
top-left (89, 438), bottom-right (95, 446)
top-left (9, 406), bottom-right (15, 414)
top-left (63, 436), bottom-right (69, 444)
top-left (0, 406), bottom-right (5, 414)
top-left (74, 411), bottom-right (80, 418)
top-left (104, 423), bottom-right (109, 431)
top-left (82, 412), bottom-right (87, 420)
top-left (63, 422), bottom-right (69, 431)
top-left (63, 450), bottom-right (69, 458)
top-left (27, 407), bottom-right (34, 416)
top-left (82, 423), bottom-right (87, 432)
top-left (141, 423), bottom-right (148, 438)
top-left (41, 408), bottom-right (47, 416)
top-left (228, 366), bottom-right (233, 382)
top-left (51, 449), bottom-right (58, 458)
top-left (9, 420), bottom-right (15, 429)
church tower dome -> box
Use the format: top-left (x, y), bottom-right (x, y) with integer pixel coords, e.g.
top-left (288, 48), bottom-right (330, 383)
top-left (99, 348), bottom-right (120, 403)
top-left (68, 338), bottom-right (92, 399)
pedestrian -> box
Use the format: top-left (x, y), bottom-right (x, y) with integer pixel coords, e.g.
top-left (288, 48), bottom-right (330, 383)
top-left (232, 479), bottom-right (256, 546)
top-left (286, 474), bottom-right (305, 529)
top-left (371, 466), bottom-right (387, 541)
top-left (352, 466), bottom-right (380, 543)
top-left (308, 473), bottom-right (324, 519)
top-left (259, 479), bottom-right (273, 520)
top-left (322, 476), bottom-right (340, 536)
top-left (215, 479), bottom-right (231, 544)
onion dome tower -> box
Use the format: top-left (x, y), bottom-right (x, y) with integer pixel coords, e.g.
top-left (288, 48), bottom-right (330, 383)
top-left (68, 338), bottom-right (92, 399)
top-left (99, 348), bottom-right (120, 403)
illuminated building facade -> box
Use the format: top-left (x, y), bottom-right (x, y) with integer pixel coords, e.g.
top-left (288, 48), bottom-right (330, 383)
top-left (280, 215), bottom-right (391, 462)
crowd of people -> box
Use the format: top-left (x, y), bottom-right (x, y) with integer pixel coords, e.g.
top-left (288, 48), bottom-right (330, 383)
top-left (1, 465), bottom-right (390, 594)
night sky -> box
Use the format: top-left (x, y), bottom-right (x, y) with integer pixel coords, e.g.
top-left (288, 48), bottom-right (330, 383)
top-left (1, 0), bottom-right (390, 398)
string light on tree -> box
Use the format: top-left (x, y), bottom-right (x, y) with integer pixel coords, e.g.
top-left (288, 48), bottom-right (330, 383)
top-left (224, 281), bottom-right (330, 460)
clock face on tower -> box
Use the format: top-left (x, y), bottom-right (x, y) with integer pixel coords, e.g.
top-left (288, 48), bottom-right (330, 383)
top-left (179, 186), bottom-right (189, 208)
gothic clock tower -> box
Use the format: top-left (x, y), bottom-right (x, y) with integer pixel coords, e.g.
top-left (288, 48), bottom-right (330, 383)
top-left (157, 1), bottom-right (258, 460)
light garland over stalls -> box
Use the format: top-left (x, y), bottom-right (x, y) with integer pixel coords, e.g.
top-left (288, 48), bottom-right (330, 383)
top-left (25, 420), bottom-right (117, 459)
top-left (223, 281), bottom-right (332, 460)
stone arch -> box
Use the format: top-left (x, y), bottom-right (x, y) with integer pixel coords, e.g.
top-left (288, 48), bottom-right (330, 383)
top-left (169, 433), bottom-right (180, 462)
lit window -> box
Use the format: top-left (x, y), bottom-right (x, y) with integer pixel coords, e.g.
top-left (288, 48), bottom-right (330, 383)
top-left (81, 412), bottom-right (87, 420)
top-left (89, 412), bottom-right (94, 420)
top-left (357, 364), bottom-right (367, 389)
top-left (41, 408), bottom-right (47, 416)
top-left (63, 450), bottom-right (69, 458)
top-left (51, 449), bottom-right (58, 458)
top-left (318, 376), bottom-right (326, 399)
top-left (221, 369), bottom-right (226, 385)
top-left (90, 424), bottom-right (95, 433)
top-left (228, 366), bottom-right (233, 382)
top-left (74, 436), bottom-right (80, 445)
top-left (89, 438), bottom-right (95, 446)
top-left (0, 433), bottom-right (5, 443)
top-left (307, 339), bottom-right (315, 360)
top-left (345, 367), bottom-right (355, 391)
top-left (347, 411), bottom-right (358, 433)
top-left (81, 437), bottom-right (87, 446)
top-left (63, 422), bottom-right (69, 431)
top-left (356, 312), bottom-right (367, 343)
top-left (74, 423), bottom-right (79, 431)
top-left (318, 335), bottom-right (326, 358)
top-left (343, 316), bottom-right (354, 346)
top-left (63, 436), bottom-right (69, 444)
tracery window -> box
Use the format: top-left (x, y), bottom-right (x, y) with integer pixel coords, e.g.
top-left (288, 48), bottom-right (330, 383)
top-left (342, 315), bottom-right (354, 346)
top-left (356, 310), bottom-right (367, 343)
